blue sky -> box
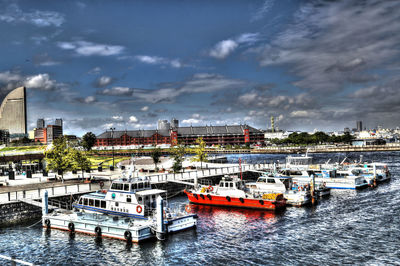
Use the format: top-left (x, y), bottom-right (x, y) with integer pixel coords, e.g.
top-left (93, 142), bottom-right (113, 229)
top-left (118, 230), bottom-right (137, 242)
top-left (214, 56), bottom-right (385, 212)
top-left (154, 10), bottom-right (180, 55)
top-left (0, 0), bottom-right (399, 136)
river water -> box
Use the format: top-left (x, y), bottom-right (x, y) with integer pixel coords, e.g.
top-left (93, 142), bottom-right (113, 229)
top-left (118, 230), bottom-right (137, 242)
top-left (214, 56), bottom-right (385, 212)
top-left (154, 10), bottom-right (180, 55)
top-left (0, 152), bottom-right (399, 265)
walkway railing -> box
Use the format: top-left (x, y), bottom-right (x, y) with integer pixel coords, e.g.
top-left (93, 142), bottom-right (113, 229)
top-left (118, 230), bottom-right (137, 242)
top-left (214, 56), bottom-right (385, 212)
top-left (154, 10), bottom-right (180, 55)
top-left (148, 163), bottom-right (274, 183)
top-left (0, 182), bottom-right (107, 203)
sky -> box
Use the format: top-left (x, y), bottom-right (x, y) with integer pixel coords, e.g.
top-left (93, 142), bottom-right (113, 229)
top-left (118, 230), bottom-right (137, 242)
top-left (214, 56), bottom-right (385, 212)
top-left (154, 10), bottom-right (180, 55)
top-left (0, 0), bottom-right (399, 136)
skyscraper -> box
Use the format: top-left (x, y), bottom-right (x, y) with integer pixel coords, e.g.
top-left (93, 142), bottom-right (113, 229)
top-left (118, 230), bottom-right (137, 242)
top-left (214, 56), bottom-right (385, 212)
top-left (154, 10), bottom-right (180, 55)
top-left (37, 118), bottom-right (45, 129)
top-left (356, 121), bottom-right (363, 132)
top-left (0, 87), bottom-right (27, 135)
top-left (55, 118), bottom-right (63, 127)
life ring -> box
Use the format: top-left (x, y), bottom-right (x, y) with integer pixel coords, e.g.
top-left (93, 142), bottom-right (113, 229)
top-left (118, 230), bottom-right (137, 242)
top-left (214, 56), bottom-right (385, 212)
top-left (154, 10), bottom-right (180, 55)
top-left (95, 226), bottom-right (102, 236)
top-left (68, 222), bottom-right (75, 232)
top-left (208, 185), bottom-right (213, 192)
top-left (124, 230), bottom-right (132, 241)
top-left (298, 187), bottom-right (301, 191)
top-left (99, 181), bottom-right (104, 188)
top-left (136, 205), bottom-right (142, 213)
top-left (185, 205), bottom-right (191, 212)
top-left (226, 196), bottom-right (231, 202)
top-left (44, 219), bottom-right (51, 228)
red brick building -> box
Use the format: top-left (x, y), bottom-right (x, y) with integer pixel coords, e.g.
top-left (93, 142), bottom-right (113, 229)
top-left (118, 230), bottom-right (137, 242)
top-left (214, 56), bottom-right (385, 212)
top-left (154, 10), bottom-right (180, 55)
top-left (95, 124), bottom-right (264, 147)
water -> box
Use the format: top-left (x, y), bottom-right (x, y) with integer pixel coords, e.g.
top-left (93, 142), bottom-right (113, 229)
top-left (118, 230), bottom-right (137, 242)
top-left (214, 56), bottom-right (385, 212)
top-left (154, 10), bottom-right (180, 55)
top-left (1, 152), bottom-right (400, 265)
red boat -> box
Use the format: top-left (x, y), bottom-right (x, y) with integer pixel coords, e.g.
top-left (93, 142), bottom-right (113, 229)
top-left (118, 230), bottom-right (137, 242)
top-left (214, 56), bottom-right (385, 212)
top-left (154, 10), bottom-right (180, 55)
top-left (184, 176), bottom-right (286, 211)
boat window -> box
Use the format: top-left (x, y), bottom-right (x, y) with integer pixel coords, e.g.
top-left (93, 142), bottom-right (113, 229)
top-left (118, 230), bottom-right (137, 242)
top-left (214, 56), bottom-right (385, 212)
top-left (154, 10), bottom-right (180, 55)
top-left (101, 201), bottom-right (106, 208)
top-left (111, 183), bottom-right (117, 190)
top-left (145, 196), bottom-right (149, 201)
top-left (79, 198), bottom-right (83, 204)
top-left (127, 196), bottom-right (131, 203)
top-left (229, 182), bottom-right (233, 188)
top-left (152, 195), bottom-right (156, 199)
top-left (138, 197), bottom-right (142, 203)
top-left (95, 200), bottom-right (100, 207)
top-left (115, 202), bottom-right (119, 207)
top-left (124, 184), bottom-right (130, 191)
top-left (267, 179), bottom-right (276, 183)
top-left (131, 183), bottom-right (137, 190)
top-left (138, 183), bottom-right (143, 189)
top-left (89, 199), bottom-right (94, 206)
top-left (84, 198), bottom-right (88, 205)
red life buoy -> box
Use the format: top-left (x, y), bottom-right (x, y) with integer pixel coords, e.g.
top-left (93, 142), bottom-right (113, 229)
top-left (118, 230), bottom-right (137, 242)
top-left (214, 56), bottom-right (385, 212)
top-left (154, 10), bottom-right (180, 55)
top-left (185, 205), bottom-right (191, 212)
top-left (136, 205), bottom-right (142, 213)
top-left (208, 185), bottom-right (213, 192)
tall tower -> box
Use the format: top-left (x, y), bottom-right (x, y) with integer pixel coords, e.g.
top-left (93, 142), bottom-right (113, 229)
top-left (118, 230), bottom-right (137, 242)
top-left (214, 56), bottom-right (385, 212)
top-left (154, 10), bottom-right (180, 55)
top-left (0, 87), bottom-right (27, 135)
top-left (55, 118), bottom-right (63, 127)
top-left (356, 121), bottom-right (362, 132)
top-left (171, 118), bottom-right (179, 129)
top-left (270, 116), bottom-right (275, 133)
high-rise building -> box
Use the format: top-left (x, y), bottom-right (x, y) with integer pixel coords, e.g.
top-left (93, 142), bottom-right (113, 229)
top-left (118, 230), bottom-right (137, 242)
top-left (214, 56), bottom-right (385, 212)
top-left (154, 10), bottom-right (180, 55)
top-left (37, 118), bottom-right (45, 129)
top-left (0, 87), bottom-right (27, 135)
top-left (55, 118), bottom-right (63, 127)
top-left (356, 121), bottom-right (363, 132)
top-left (171, 118), bottom-right (179, 129)
top-left (46, 125), bottom-right (63, 143)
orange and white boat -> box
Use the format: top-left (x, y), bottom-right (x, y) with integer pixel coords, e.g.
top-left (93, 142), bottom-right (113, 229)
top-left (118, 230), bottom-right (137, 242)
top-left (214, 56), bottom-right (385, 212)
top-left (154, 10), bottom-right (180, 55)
top-left (184, 176), bottom-right (286, 211)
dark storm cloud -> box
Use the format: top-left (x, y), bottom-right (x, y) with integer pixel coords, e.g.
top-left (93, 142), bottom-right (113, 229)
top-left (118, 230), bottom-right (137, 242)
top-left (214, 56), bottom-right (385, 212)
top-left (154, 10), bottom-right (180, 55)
top-left (255, 0), bottom-right (400, 94)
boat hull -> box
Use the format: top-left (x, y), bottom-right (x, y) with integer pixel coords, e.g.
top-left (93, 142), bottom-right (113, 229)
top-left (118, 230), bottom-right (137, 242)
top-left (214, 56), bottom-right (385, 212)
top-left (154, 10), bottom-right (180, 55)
top-left (184, 190), bottom-right (285, 211)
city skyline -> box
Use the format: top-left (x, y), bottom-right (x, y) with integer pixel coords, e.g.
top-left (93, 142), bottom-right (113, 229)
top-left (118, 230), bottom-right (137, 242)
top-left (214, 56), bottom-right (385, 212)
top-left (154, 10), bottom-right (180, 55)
top-left (0, 0), bottom-right (399, 136)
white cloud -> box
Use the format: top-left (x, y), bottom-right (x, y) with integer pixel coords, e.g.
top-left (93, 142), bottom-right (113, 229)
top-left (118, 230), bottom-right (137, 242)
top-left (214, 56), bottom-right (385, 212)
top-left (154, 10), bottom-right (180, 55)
top-left (134, 55), bottom-right (184, 68)
top-left (88, 67), bottom-right (101, 75)
top-left (83, 96), bottom-right (96, 104)
top-left (57, 41), bottom-right (124, 56)
top-left (95, 76), bottom-right (113, 87)
top-left (0, 4), bottom-right (65, 27)
top-left (209, 33), bottom-right (259, 59)
top-left (182, 118), bottom-right (202, 124)
top-left (251, 0), bottom-right (275, 22)
top-left (0, 71), bottom-right (22, 83)
top-left (129, 116), bottom-right (138, 123)
top-left (112, 115), bottom-right (123, 121)
top-left (209, 40), bottom-right (238, 59)
top-left (24, 74), bottom-right (58, 90)
top-left (98, 86), bottom-right (133, 96)
top-left (141, 106), bottom-right (149, 111)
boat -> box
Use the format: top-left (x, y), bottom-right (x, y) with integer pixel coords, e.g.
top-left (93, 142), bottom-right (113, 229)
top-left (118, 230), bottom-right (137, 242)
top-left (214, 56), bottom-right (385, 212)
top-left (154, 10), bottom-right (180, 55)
top-left (284, 168), bottom-right (368, 190)
top-left (337, 162), bottom-right (391, 185)
top-left (184, 175), bottom-right (286, 211)
top-left (246, 174), bottom-right (312, 207)
top-left (72, 177), bottom-right (165, 219)
top-left (44, 192), bottom-right (176, 242)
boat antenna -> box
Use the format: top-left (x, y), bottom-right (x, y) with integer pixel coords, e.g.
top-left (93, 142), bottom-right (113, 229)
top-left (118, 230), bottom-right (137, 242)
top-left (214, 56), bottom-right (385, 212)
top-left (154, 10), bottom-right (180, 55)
top-left (340, 156), bottom-right (347, 165)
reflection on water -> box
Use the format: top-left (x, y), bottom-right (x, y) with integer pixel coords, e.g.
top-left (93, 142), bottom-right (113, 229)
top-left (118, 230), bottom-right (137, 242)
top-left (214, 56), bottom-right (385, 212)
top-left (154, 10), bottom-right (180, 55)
top-left (0, 152), bottom-right (399, 265)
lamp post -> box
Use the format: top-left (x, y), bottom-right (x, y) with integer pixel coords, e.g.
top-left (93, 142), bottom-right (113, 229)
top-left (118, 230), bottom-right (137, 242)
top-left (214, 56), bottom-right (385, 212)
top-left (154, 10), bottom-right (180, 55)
top-left (110, 127), bottom-right (115, 169)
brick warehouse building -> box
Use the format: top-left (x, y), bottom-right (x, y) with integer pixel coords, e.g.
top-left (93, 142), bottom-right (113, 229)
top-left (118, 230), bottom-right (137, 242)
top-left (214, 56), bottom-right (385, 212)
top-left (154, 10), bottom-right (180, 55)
top-left (95, 124), bottom-right (265, 147)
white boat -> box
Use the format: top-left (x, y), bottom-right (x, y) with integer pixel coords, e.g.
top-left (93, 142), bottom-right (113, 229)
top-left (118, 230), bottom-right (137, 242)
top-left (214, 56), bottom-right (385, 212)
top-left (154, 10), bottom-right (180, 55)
top-left (286, 168), bottom-right (368, 190)
top-left (337, 162), bottom-right (391, 185)
top-left (246, 174), bottom-right (312, 207)
top-left (72, 177), bottom-right (165, 219)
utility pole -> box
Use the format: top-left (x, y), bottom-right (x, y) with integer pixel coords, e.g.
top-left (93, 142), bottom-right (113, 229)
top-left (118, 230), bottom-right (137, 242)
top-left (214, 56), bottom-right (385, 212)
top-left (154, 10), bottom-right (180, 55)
top-left (110, 127), bottom-right (115, 169)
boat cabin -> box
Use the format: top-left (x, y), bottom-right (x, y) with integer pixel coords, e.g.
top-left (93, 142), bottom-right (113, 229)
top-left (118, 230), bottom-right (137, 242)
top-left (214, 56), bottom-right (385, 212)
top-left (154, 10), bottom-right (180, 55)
top-left (218, 178), bottom-right (246, 191)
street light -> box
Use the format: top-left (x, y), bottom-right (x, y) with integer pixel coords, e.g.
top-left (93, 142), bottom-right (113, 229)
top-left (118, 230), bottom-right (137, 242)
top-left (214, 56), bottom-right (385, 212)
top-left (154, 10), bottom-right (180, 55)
top-left (110, 127), bottom-right (115, 169)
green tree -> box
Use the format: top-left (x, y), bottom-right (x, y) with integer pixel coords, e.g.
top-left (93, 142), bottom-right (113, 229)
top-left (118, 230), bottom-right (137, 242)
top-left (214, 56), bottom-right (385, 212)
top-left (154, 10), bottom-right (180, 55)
top-left (68, 149), bottom-right (91, 179)
top-left (45, 136), bottom-right (73, 182)
top-left (191, 137), bottom-right (208, 169)
top-left (151, 147), bottom-right (162, 171)
top-left (171, 144), bottom-right (186, 173)
top-left (81, 132), bottom-right (97, 151)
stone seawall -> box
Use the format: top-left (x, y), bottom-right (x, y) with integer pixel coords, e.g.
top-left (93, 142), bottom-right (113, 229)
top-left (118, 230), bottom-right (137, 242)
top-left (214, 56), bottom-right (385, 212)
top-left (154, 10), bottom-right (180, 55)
top-left (0, 201), bottom-right (41, 227)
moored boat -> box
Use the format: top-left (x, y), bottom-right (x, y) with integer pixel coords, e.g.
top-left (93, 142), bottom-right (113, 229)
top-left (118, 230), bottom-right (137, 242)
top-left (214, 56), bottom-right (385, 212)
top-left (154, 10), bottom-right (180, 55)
top-left (184, 176), bottom-right (286, 211)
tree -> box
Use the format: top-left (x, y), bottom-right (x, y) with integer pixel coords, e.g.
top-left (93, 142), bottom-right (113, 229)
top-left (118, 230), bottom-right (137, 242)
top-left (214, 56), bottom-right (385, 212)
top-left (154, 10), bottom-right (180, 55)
top-left (191, 137), bottom-right (208, 169)
top-left (151, 147), bottom-right (162, 171)
top-left (171, 144), bottom-right (186, 173)
top-left (68, 149), bottom-right (91, 179)
top-left (82, 132), bottom-right (97, 151)
top-left (45, 136), bottom-right (73, 182)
